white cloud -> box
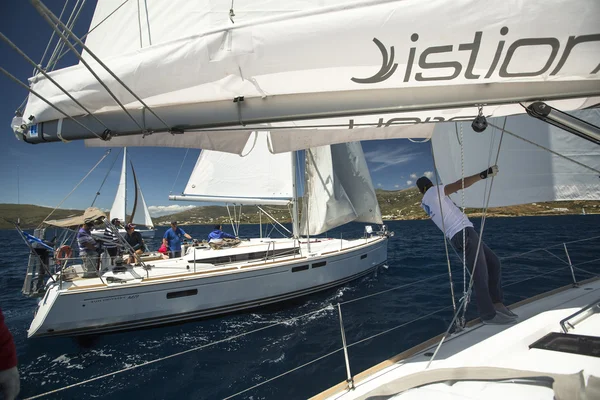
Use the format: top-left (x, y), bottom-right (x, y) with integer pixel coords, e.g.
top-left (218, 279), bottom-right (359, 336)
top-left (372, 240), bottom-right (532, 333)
top-left (406, 180), bottom-right (413, 185)
top-left (148, 205), bottom-right (196, 217)
top-left (377, 183), bottom-right (382, 187)
top-left (410, 173), bottom-right (418, 179)
top-left (394, 184), bottom-right (399, 188)
top-left (424, 171), bottom-right (434, 178)
top-left (364, 147), bottom-right (419, 172)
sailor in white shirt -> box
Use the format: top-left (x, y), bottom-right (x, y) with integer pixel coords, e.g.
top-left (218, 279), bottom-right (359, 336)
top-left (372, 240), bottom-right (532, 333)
top-left (417, 165), bottom-right (517, 325)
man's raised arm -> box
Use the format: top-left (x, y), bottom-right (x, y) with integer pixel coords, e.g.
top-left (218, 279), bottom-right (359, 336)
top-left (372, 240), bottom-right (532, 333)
top-left (444, 165), bottom-right (499, 196)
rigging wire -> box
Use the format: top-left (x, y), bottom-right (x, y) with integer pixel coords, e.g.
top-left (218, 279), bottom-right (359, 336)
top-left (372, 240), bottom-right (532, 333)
top-left (48, 0), bottom-right (131, 71)
top-left (46, 0), bottom-right (86, 72)
top-left (32, 1), bottom-right (147, 133)
top-left (429, 143), bottom-right (458, 317)
top-left (169, 148), bottom-right (190, 194)
top-left (35, 0), bottom-right (70, 76)
top-left (91, 148), bottom-right (123, 207)
top-left (34, 0), bottom-right (173, 132)
top-left (0, 32), bottom-right (112, 133)
top-left (488, 121), bottom-right (600, 175)
top-left (0, 65), bottom-right (106, 140)
top-left (39, 149), bottom-right (112, 229)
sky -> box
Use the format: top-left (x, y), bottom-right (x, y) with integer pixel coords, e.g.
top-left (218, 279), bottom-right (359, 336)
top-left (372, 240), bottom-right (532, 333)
top-left (0, 1), bottom-right (434, 217)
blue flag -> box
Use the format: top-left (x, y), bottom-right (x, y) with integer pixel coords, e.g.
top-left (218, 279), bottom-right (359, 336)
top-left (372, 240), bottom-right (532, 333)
top-left (23, 232), bottom-right (54, 251)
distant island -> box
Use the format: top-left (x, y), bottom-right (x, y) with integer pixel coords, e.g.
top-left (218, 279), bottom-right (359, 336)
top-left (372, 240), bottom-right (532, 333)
top-left (2, 187), bottom-right (599, 229)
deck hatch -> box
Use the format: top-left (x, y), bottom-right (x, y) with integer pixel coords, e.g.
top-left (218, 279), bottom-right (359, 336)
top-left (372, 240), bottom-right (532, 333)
top-left (360, 254), bottom-right (367, 259)
top-left (167, 289), bottom-right (198, 299)
top-left (291, 265), bottom-right (309, 273)
top-left (529, 332), bottom-right (600, 358)
top-left (312, 261), bottom-right (327, 269)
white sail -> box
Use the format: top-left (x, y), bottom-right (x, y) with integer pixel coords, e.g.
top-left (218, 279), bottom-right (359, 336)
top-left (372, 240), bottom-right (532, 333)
top-left (130, 161), bottom-right (154, 228)
top-left (177, 132), bottom-right (293, 205)
top-left (17, 0), bottom-right (599, 151)
top-left (431, 109), bottom-right (600, 208)
top-left (132, 185), bottom-right (154, 228)
top-left (300, 146), bottom-right (357, 236)
top-left (331, 142), bottom-right (382, 224)
top-left (109, 148), bottom-right (127, 221)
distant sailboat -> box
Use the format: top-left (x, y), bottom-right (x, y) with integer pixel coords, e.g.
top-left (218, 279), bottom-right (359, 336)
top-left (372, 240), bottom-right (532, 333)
top-left (582, 207), bottom-right (587, 215)
top-left (95, 148), bottom-right (155, 238)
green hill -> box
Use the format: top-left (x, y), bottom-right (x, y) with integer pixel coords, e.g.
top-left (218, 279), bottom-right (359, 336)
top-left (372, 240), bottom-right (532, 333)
top-left (2, 189), bottom-right (599, 230)
top-left (0, 204), bottom-right (84, 230)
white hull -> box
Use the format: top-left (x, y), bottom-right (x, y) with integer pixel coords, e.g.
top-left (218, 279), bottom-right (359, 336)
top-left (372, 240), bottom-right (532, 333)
top-left (314, 276), bottom-right (600, 400)
top-left (28, 236), bottom-right (387, 338)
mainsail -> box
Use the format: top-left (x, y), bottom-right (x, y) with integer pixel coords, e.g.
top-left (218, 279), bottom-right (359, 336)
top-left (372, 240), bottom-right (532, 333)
top-left (12, 0), bottom-right (599, 153)
top-left (432, 109), bottom-right (600, 207)
top-left (109, 147), bottom-right (127, 222)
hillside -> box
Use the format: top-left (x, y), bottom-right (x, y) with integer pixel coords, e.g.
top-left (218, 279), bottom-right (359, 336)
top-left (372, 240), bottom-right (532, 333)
top-left (0, 204), bottom-right (84, 230)
top-left (3, 189), bottom-right (599, 229)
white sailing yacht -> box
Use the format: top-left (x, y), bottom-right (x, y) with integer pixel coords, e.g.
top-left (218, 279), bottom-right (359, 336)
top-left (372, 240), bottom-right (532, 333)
top-left (22, 132), bottom-right (389, 338)
top-left (93, 147), bottom-right (156, 238)
top-left (5, 0), bottom-right (600, 397)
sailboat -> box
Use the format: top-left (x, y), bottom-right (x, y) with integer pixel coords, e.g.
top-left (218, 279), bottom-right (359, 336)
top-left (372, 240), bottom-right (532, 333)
top-left (92, 147), bottom-right (156, 238)
top-left (20, 131), bottom-right (390, 338)
top-left (4, 0), bottom-right (600, 397)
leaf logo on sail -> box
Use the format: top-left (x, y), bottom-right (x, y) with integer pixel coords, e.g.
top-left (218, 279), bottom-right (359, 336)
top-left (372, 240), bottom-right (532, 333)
top-left (351, 38), bottom-right (398, 84)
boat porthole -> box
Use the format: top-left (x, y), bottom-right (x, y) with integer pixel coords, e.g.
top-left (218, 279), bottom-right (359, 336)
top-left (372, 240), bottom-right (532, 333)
top-left (424, 352), bottom-right (434, 357)
top-left (584, 287), bottom-right (593, 290)
top-left (82, 304), bottom-right (85, 307)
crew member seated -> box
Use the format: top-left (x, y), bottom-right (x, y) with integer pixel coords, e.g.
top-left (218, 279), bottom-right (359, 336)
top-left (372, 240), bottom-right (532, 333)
top-left (124, 223), bottom-right (145, 264)
top-left (207, 224), bottom-right (236, 249)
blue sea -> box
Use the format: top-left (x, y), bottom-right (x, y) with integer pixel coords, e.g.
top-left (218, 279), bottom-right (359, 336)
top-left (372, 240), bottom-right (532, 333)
top-left (1, 216), bottom-right (599, 399)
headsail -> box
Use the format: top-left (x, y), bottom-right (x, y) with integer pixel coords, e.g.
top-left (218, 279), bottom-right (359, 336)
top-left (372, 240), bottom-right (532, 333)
top-left (130, 161), bottom-right (154, 228)
top-left (172, 132), bottom-right (294, 205)
top-left (432, 109), bottom-right (600, 207)
top-left (300, 141), bottom-right (382, 235)
top-left (13, 0), bottom-right (599, 152)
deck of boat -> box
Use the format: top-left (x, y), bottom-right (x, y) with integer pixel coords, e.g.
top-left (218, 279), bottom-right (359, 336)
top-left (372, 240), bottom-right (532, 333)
top-left (59, 236), bottom-right (384, 292)
top-left (315, 276), bottom-right (600, 400)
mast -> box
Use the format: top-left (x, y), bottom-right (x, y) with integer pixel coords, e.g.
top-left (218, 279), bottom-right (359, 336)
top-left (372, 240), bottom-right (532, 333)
top-left (291, 151), bottom-right (299, 238)
top-left (124, 147), bottom-right (128, 221)
top-left (129, 160), bottom-right (139, 224)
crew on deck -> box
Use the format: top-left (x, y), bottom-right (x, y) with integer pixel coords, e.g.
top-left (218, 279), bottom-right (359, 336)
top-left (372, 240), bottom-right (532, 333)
top-left (77, 221), bottom-right (102, 278)
top-left (163, 221), bottom-right (192, 258)
top-left (124, 223), bottom-right (145, 264)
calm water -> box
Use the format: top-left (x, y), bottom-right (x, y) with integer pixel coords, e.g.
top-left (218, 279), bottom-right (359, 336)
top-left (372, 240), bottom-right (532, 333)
top-left (1, 216), bottom-right (599, 399)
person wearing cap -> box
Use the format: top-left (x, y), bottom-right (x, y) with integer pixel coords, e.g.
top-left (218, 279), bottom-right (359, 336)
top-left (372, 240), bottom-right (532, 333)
top-left (0, 308), bottom-right (19, 400)
top-left (162, 221), bottom-right (192, 258)
top-left (417, 165), bottom-right (516, 325)
top-left (124, 223), bottom-right (145, 264)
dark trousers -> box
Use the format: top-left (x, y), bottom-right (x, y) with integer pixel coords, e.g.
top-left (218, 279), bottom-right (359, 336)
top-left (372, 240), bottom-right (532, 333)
top-left (170, 250), bottom-right (182, 258)
top-left (450, 227), bottom-right (503, 320)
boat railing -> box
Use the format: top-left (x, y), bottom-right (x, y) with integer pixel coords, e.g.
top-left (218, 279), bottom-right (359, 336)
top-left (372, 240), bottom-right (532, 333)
top-left (24, 235), bottom-right (600, 400)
